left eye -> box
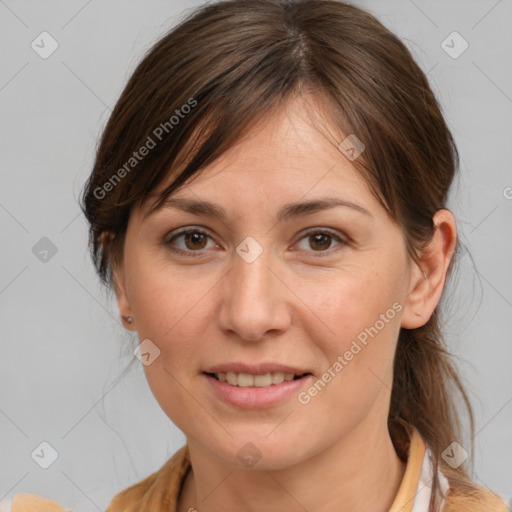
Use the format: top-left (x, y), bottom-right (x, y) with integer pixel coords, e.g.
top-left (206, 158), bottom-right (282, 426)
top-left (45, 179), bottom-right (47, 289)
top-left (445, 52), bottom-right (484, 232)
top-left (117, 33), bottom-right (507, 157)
top-left (164, 228), bottom-right (346, 257)
top-left (294, 229), bottom-right (346, 255)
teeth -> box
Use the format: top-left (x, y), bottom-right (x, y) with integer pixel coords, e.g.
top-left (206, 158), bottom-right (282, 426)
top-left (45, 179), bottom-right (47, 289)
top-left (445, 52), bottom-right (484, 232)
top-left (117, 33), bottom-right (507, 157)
top-left (215, 372), bottom-right (302, 387)
top-left (254, 374), bottom-right (272, 387)
top-left (237, 373), bottom-right (255, 387)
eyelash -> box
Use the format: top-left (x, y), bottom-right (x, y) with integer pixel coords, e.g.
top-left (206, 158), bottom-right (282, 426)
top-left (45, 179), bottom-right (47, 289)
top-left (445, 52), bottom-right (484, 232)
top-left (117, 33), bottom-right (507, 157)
top-left (163, 227), bottom-right (348, 258)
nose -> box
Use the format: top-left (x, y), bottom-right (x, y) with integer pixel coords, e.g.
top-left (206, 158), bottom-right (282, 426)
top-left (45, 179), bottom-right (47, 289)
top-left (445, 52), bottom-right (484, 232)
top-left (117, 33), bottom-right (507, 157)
top-left (217, 243), bottom-right (291, 342)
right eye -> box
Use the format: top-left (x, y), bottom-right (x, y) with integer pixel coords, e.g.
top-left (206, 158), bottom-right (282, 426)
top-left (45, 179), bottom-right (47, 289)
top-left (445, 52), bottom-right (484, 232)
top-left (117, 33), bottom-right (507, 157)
top-left (164, 227), bottom-right (219, 257)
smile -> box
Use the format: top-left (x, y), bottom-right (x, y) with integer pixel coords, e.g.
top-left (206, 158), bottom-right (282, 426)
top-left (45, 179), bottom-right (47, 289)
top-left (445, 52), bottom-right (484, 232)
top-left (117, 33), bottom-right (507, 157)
top-left (203, 372), bottom-right (313, 409)
top-left (207, 371), bottom-right (310, 387)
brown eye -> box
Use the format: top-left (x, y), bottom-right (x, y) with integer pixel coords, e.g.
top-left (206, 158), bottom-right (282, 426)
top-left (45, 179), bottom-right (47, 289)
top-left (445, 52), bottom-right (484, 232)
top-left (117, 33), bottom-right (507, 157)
top-left (308, 233), bottom-right (332, 251)
top-left (183, 232), bottom-right (208, 250)
top-left (164, 228), bottom-right (216, 257)
top-left (295, 229), bottom-right (347, 256)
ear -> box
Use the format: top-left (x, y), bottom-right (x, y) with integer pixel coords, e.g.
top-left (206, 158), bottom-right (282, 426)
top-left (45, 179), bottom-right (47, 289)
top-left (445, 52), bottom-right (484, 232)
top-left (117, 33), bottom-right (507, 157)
top-left (100, 231), bottom-right (136, 331)
top-left (401, 209), bottom-right (457, 329)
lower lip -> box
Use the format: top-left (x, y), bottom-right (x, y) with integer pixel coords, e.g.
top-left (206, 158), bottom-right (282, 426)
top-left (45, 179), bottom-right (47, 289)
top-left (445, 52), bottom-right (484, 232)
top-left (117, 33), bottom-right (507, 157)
top-left (203, 373), bottom-right (312, 409)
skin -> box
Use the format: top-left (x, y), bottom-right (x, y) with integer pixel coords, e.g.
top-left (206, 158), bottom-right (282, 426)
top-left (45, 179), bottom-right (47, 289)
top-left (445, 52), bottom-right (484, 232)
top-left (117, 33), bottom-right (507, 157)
top-left (112, 93), bottom-right (457, 512)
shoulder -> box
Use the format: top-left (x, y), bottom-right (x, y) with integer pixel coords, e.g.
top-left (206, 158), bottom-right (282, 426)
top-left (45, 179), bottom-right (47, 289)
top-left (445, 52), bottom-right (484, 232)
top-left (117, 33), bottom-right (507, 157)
top-left (11, 493), bottom-right (71, 512)
top-left (11, 446), bottom-right (190, 512)
top-left (106, 444), bottom-right (190, 512)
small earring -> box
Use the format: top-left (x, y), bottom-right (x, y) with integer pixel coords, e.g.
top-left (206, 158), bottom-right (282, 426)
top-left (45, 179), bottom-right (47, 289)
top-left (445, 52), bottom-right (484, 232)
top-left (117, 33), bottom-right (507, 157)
top-left (123, 315), bottom-right (134, 324)
top-left (423, 272), bottom-right (428, 280)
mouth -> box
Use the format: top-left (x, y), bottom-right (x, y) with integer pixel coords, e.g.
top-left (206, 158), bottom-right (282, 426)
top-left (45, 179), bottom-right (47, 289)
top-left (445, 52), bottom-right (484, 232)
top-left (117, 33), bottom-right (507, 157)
top-left (204, 371), bottom-right (312, 387)
top-left (202, 368), bottom-right (314, 408)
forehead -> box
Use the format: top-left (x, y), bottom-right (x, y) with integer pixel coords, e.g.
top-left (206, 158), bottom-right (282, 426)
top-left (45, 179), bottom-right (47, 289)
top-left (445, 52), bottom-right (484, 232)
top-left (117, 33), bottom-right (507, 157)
top-left (140, 94), bottom-right (373, 218)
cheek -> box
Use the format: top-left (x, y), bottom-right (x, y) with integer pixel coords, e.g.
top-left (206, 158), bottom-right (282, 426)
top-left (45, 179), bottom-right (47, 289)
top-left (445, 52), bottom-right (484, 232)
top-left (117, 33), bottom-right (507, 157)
top-left (127, 250), bottom-right (215, 344)
top-left (307, 266), bottom-right (403, 351)
top-left (300, 265), bottom-right (404, 411)
top-left (125, 259), bottom-right (225, 423)
top-left (128, 261), bottom-right (215, 430)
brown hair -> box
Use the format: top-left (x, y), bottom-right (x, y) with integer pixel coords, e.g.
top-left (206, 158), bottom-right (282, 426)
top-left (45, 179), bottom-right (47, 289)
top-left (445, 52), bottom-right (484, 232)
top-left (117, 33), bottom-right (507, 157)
top-left (80, 0), bottom-right (506, 509)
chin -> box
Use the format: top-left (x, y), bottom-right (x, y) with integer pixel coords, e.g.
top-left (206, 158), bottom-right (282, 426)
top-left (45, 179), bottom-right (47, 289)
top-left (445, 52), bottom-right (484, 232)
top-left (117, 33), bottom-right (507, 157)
top-left (204, 432), bottom-right (309, 471)
top-left (225, 447), bottom-right (306, 472)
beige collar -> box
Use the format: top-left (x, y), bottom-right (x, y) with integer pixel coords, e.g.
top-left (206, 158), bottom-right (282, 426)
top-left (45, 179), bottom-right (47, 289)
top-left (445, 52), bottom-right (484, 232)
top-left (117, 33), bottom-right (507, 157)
top-left (388, 425), bottom-right (429, 512)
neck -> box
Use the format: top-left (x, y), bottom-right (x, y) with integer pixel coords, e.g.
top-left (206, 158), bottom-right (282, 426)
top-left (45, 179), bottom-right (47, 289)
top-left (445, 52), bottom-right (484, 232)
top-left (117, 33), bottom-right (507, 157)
top-left (178, 419), bottom-right (406, 512)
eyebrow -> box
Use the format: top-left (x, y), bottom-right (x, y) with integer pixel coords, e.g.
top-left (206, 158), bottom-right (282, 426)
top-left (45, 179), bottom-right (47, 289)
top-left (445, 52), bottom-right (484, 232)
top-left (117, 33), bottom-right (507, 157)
top-left (149, 196), bottom-right (373, 222)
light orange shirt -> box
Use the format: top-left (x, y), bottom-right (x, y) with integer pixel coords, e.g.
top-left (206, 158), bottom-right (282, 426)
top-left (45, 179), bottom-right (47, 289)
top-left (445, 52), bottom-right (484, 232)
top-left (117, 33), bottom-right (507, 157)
top-left (11, 426), bottom-right (509, 512)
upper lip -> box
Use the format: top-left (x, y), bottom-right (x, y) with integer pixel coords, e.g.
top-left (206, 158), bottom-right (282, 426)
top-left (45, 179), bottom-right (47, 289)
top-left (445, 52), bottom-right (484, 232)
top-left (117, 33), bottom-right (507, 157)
top-left (204, 363), bottom-right (311, 375)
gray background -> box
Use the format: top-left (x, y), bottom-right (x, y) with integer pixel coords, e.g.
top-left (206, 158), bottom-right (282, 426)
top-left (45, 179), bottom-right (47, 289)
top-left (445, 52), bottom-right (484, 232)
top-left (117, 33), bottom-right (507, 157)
top-left (1, 0), bottom-right (511, 510)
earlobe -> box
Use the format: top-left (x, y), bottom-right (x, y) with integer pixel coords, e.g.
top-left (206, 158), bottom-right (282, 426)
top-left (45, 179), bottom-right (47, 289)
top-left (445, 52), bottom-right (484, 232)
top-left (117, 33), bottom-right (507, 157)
top-left (100, 231), bottom-right (136, 331)
top-left (113, 266), bottom-right (136, 330)
top-left (401, 209), bottom-right (457, 329)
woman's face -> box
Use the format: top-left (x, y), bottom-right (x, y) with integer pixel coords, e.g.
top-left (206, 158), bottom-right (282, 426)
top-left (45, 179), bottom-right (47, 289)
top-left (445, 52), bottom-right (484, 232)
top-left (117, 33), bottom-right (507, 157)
top-left (115, 96), bottom-right (418, 469)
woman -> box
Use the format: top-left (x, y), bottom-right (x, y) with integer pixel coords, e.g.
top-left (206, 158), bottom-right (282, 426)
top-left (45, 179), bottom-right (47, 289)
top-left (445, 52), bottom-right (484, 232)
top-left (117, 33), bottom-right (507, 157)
top-left (12, 0), bottom-right (508, 511)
